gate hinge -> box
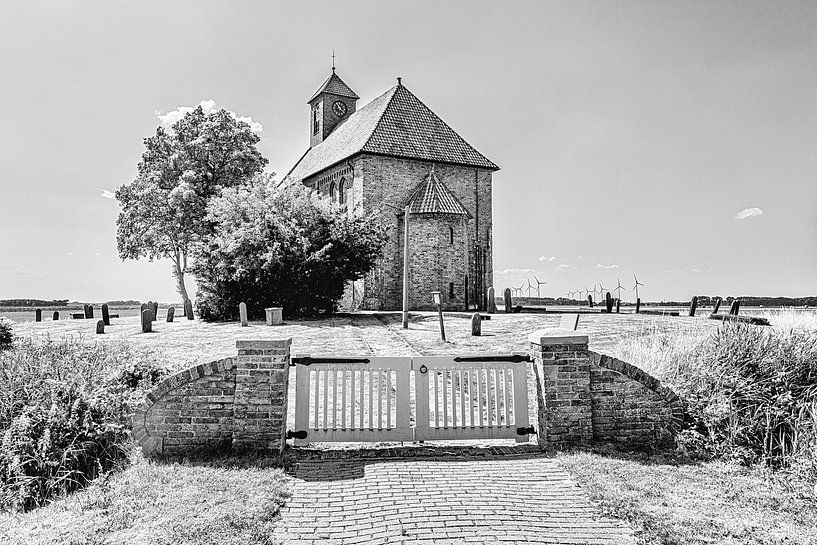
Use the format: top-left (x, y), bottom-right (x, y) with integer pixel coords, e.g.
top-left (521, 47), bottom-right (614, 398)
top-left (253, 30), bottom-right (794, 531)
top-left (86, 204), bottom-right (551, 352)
top-left (291, 356), bottom-right (371, 366)
top-left (286, 430), bottom-right (308, 440)
top-left (516, 426), bottom-right (536, 436)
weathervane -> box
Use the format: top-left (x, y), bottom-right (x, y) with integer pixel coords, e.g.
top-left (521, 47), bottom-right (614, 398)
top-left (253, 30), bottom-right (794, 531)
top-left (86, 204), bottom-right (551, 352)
top-left (332, 49), bottom-right (336, 72)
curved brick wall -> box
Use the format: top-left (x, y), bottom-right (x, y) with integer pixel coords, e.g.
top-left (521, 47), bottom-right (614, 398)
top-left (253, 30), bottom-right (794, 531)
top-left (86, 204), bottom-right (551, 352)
top-left (133, 339), bottom-right (291, 456)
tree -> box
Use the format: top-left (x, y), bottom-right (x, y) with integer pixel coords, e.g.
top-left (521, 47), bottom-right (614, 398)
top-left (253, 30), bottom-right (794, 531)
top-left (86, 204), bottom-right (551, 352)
top-left (115, 106), bottom-right (267, 304)
top-left (192, 177), bottom-right (388, 320)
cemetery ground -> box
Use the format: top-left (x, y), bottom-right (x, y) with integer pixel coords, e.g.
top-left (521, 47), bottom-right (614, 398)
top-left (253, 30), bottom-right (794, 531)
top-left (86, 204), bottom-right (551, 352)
top-left (1, 311), bottom-right (816, 544)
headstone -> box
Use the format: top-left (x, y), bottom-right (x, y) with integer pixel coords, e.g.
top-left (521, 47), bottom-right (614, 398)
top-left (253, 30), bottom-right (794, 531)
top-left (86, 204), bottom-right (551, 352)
top-left (503, 288), bottom-right (512, 313)
top-left (605, 292), bottom-right (613, 313)
top-left (147, 301), bottom-right (154, 321)
top-left (713, 298), bottom-right (722, 314)
top-left (615, 298), bottom-right (621, 313)
top-left (559, 313), bottom-right (580, 331)
top-left (587, 295), bottom-right (593, 308)
top-left (471, 312), bottom-right (481, 336)
top-left (487, 287), bottom-right (497, 314)
top-left (239, 302), bottom-right (248, 327)
top-left (84, 304), bottom-right (93, 319)
top-left (166, 307), bottom-right (175, 322)
top-left (185, 299), bottom-right (194, 320)
top-left (635, 298), bottom-right (641, 314)
top-left (265, 307), bottom-right (283, 326)
top-left (53, 311), bottom-right (59, 321)
top-left (71, 313), bottom-right (84, 319)
top-left (689, 296), bottom-right (698, 317)
top-left (96, 320), bottom-right (105, 334)
top-left (140, 303), bottom-right (148, 314)
top-left (35, 309), bottom-right (42, 322)
top-left (141, 309), bottom-right (152, 333)
top-left (729, 300), bottom-right (741, 316)
top-left (152, 302), bottom-right (158, 321)
top-left (101, 303), bottom-right (110, 326)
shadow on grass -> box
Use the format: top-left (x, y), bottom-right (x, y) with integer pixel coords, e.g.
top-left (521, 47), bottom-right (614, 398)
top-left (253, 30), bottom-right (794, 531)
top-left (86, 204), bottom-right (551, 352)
top-left (549, 442), bottom-right (705, 468)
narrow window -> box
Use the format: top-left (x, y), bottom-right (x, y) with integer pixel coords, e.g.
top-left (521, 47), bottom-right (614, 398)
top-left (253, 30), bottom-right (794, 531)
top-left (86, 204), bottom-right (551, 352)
top-left (329, 181), bottom-right (336, 201)
top-left (312, 106), bottom-right (320, 135)
top-left (449, 282), bottom-right (455, 299)
top-left (338, 178), bottom-right (346, 206)
top-left (449, 226), bottom-right (454, 245)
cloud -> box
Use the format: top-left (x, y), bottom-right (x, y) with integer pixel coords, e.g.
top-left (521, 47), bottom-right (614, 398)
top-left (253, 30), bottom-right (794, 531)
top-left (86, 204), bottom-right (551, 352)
top-left (497, 268), bottom-right (536, 275)
top-left (734, 207), bottom-right (763, 220)
top-left (156, 99), bottom-right (263, 133)
top-left (100, 189), bottom-right (115, 200)
top-left (538, 256), bottom-right (557, 263)
top-left (596, 263), bottom-right (619, 269)
top-left (691, 268), bottom-right (701, 273)
top-left (555, 264), bottom-right (577, 271)
top-left (65, 251), bottom-right (75, 256)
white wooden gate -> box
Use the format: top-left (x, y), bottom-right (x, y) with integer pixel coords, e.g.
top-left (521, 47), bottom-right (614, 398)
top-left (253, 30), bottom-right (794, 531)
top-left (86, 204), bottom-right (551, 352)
top-left (291, 354), bottom-right (532, 446)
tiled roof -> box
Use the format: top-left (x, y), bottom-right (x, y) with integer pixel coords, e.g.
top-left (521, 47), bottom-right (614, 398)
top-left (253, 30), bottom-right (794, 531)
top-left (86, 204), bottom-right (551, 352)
top-left (287, 83), bottom-right (498, 183)
top-left (403, 169), bottom-right (471, 216)
top-left (308, 71), bottom-right (359, 102)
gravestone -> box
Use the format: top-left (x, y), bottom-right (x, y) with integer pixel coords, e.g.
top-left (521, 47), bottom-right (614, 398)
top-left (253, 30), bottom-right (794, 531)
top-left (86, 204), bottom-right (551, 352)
top-left (713, 298), bottom-right (722, 314)
top-left (605, 292), bottom-right (613, 313)
top-left (166, 307), bottom-right (175, 322)
top-left (689, 296), bottom-right (698, 317)
top-left (96, 320), bottom-right (105, 334)
top-left (141, 309), bottom-right (152, 333)
top-left (101, 303), bottom-right (110, 326)
top-left (140, 303), bottom-right (148, 314)
top-left (185, 299), bottom-right (194, 320)
top-left (487, 287), bottom-right (497, 314)
top-left (503, 288), bottom-right (512, 313)
top-left (152, 302), bottom-right (158, 321)
top-left (615, 298), bottom-right (621, 313)
top-left (729, 300), bottom-right (741, 315)
top-left (35, 309), bottom-right (42, 322)
top-left (265, 307), bottom-right (283, 326)
top-left (471, 312), bottom-right (481, 336)
top-left (84, 304), bottom-right (93, 319)
top-left (239, 302), bottom-right (248, 327)
top-left (635, 298), bottom-right (641, 314)
top-left (53, 311), bottom-right (59, 321)
top-left (587, 295), bottom-right (593, 308)
top-left (559, 313), bottom-right (580, 331)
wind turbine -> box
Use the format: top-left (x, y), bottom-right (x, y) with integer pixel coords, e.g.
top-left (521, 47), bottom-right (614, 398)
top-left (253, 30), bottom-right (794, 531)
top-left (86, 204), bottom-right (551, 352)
top-left (615, 278), bottom-right (624, 301)
top-left (633, 274), bottom-right (645, 300)
top-left (533, 276), bottom-right (547, 298)
top-left (598, 282), bottom-right (607, 299)
top-left (567, 290), bottom-right (574, 300)
top-left (577, 287), bottom-right (586, 299)
top-left (526, 279), bottom-right (535, 297)
top-left (516, 283), bottom-right (525, 297)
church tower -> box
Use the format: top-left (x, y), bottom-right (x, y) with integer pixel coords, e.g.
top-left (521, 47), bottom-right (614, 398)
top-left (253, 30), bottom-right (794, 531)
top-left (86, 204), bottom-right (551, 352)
top-left (307, 69), bottom-right (359, 148)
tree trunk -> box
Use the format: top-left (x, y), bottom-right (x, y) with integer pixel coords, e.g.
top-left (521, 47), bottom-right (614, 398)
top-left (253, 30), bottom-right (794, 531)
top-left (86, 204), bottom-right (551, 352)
top-left (172, 256), bottom-right (190, 308)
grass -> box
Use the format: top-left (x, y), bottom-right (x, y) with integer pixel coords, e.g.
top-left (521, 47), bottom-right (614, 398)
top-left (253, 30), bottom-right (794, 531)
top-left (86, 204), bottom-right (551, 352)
top-left (0, 450), bottom-right (290, 545)
top-left (558, 446), bottom-right (817, 545)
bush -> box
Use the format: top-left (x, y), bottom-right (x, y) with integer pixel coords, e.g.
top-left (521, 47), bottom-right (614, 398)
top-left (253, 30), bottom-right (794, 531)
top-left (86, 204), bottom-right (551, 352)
top-left (0, 337), bottom-right (167, 510)
top-left (0, 319), bottom-right (12, 350)
top-left (192, 178), bottom-right (388, 320)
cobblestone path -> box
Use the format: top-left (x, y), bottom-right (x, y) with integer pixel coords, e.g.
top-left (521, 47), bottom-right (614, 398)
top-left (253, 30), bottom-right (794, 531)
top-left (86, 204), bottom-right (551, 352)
top-left (272, 450), bottom-right (635, 544)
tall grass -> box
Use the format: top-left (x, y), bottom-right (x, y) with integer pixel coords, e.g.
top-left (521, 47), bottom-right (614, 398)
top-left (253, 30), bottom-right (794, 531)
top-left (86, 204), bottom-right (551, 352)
top-left (0, 335), bottom-right (166, 511)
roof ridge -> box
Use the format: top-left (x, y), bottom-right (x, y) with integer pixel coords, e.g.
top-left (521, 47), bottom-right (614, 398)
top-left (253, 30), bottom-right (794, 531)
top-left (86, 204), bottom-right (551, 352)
top-left (359, 85), bottom-right (400, 154)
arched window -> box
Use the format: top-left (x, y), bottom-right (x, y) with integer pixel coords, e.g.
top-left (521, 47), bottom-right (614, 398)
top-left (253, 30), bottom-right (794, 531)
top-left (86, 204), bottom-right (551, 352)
top-left (338, 178), bottom-right (346, 206)
top-left (449, 226), bottom-right (454, 245)
top-left (329, 181), bottom-right (336, 201)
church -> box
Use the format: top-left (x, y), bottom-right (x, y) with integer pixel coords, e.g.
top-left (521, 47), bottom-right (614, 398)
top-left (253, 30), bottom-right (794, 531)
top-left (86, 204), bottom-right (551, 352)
top-left (284, 69), bottom-right (498, 311)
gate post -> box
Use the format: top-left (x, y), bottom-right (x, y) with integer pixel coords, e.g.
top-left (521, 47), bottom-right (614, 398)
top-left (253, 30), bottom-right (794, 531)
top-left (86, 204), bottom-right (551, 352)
top-left (232, 339), bottom-right (292, 452)
top-left (528, 330), bottom-right (593, 447)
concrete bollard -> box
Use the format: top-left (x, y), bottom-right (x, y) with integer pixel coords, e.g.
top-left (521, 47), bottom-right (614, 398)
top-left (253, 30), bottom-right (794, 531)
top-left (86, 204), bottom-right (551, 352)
top-left (689, 296), bottom-right (698, 317)
top-left (141, 309), bottom-right (153, 333)
top-left (35, 309), bottom-right (42, 322)
top-left (239, 302), bottom-right (248, 327)
top-left (713, 298), bottom-right (722, 314)
top-left (96, 320), bottom-right (105, 334)
top-left (166, 307), bottom-right (175, 322)
top-left (102, 303), bottom-right (110, 326)
top-left (185, 299), bottom-right (194, 320)
top-left (53, 311), bottom-right (59, 321)
top-left (471, 312), bottom-right (481, 336)
top-left (503, 288), bottom-right (512, 313)
top-left (487, 287), bottom-right (497, 314)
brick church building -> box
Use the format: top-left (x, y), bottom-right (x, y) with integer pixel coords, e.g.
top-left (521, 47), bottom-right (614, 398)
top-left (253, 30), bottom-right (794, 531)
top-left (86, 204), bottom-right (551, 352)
top-left (284, 69), bottom-right (498, 311)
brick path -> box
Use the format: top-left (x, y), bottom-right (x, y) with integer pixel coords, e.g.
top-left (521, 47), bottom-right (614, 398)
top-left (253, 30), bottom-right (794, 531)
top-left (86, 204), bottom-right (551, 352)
top-left (273, 450), bottom-right (635, 544)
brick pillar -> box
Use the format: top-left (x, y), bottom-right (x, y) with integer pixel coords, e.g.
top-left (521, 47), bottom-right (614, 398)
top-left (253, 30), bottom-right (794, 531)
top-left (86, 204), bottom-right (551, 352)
top-left (232, 339), bottom-right (292, 452)
top-left (528, 329), bottom-right (593, 446)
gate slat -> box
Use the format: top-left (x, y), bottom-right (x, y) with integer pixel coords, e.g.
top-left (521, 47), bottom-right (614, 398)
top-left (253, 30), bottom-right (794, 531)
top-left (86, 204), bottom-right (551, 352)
top-left (313, 370), bottom-right (319, 429)
top-left (294, 364), bottom-right (311, 446)
top-left (377, 369), bottom-right (383, 430)
top-left (512, 362), bottom-right (530, 442)
top-left (433, 371), bottom-right (439, 428)
top-left (386, 369), bottom-right (392, 428)
top-left (340, 369), bottom-right (346, 429)
top-left (442, 370), bottom-right (449, 428)
top-left (451, 370), bottom-right (457, 428)
top-left (477, 369), bottom-right (484, 427)
top-left (323, 368), bottom-right (329, 429)
top-left (468, 370), bottom-right (474, 428)
top-left (368, 370), bottom-right (373, 429)
top-left (502, 368), bottom-right (510, 425)
top-left (459, 369), bottom-right (466, 428)
top-left (359, 369), bottom-right (364, 429)
top-left (397, 362), bottom-right (410, 431)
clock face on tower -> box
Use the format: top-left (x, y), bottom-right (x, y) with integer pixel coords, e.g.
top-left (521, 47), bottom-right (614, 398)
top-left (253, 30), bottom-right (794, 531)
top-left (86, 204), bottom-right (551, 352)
top-left (332, 100), bottom-right (348, 118)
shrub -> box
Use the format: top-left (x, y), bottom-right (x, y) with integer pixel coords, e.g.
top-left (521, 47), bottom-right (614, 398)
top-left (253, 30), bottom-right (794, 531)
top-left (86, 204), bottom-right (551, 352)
top-left (0, 319), bottom-right (12, 350)
top-left (192, 178), bottom-right (388, 320)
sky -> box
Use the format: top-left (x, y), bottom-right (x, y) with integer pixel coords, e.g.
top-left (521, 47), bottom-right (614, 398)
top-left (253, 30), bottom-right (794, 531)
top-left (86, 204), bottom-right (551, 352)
top-left (1, 1), bottom-right (815, 303)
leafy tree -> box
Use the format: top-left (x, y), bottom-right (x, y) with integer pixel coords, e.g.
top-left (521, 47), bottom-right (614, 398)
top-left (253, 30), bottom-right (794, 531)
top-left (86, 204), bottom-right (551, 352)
top-left (192, 177), bottom-right (388, 320)
top-left (115, 106), bottom-right (267, 304)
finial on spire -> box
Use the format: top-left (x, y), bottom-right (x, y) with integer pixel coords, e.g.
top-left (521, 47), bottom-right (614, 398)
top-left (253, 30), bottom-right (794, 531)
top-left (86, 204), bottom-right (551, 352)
top-left (397, 76), bottom-right (402, 86)
top-left (332, 49), bottom-right (336, 72)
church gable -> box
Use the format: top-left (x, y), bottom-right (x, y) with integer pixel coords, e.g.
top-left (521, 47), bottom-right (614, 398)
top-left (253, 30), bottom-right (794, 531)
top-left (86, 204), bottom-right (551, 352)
top-left (402, 169), bottom-right (471, 216)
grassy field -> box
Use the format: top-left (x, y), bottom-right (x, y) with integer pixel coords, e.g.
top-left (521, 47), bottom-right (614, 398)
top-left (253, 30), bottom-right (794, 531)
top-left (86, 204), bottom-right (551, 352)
top-left (1, 310), bottom-right (815, 544)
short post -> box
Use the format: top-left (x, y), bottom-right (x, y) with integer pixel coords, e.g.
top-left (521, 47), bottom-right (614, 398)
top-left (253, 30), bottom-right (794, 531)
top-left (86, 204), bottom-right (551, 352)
top-left (615, 298), bottom-right (621, 313)
top-left (35, 309), bottom-right (42, 322)
top-left (102, 303), bottom-right (110, 326)
top-left (265, 307), bottom-right (283, 326)
top-left (635, 298), bottom-right (641, 314)
top-left (503, 288), bottom-right (512, 313)
top-left (471, 312), bottom-right (481, 336)
top-left (432, 291), bottom-right (445, 341)
top-left (402, 205), bottom-right (410, 329)
top-left (166, 307), bottom-right (175, 322)
top-left (239, 302), bottom-right (248, 327)
top-left (141, 309), bottom-right (152, 333)
top-left (713, 298), bottom-right (722, 314)
top-left (689, 296), bottom-right (698, 317)
top-left (52, 311), bottom-right (59, 321)
top-left (487, 287), bottom-right (496, 314)
top-left (605, 292), bottom-right (613, 313)
top-left (185, 299), bottom-right (194, 320)
top-left (96, 320), bottom-right (105, 334)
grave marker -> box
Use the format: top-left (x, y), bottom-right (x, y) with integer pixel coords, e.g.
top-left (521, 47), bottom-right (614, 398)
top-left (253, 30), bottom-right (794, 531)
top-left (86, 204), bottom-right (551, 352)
top-left (84, 304), bottom-right (93, 319)
top-left (615, 298), bottom-right (621, 313)
top-left (713, 298), bottom-right (722, 314)
top-left (96, 320), bottom-right (105, 334)
top-left (265, 307), bottom-right (283, 326)
top-left (471, 312), bottom-right (481, 336)
top-left (487, 287), bottom-right (497, 314)
top-left (587, 294), bottom-right (593, 308)
top-left (605, 292), bottom-right (613, 313)
top-left (101, 303), bottom-right (110, 326)
top-left (503, 288), bottom-right (512, 313)
top-left (239, 302), bottom-right (248, 327)
top-left (53, 311), bottom-right (59, 321)
top-left (35, 309), bottom-right (42, 322)
top-left (689, 296), bottom-right (698, 317)
top-left (166, 307), bottom-right (175, 322)
top-left (729, 300), bottom-right (741, 315)
top-left (152, 302), bottom-right (158, 321)
top-left (141, 309), bottom-right (152, 333)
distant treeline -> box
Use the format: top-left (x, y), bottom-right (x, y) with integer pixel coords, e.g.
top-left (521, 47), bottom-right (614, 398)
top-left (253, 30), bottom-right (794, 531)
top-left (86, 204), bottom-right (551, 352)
top-left (104, 300), bottom-right (142, 306)
top-left (499, 296), bottom-right (817, 307)
top-left (0, 299), bottom-right (70, 307)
